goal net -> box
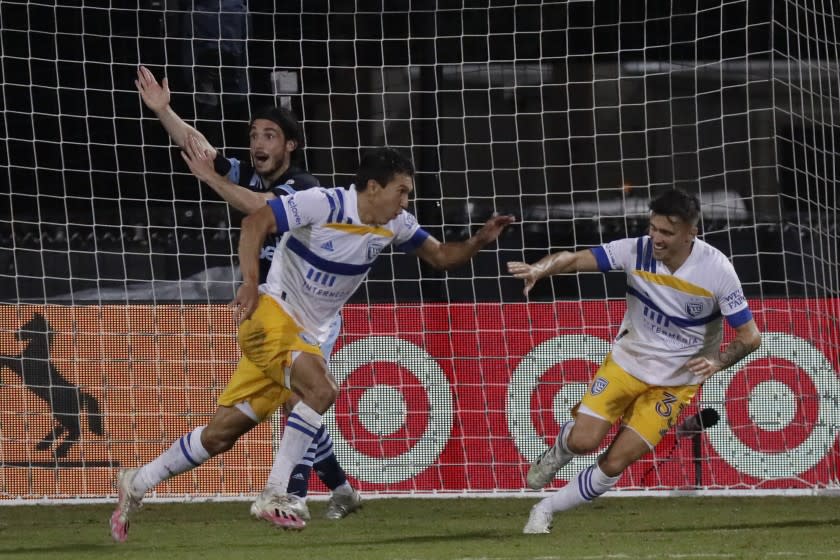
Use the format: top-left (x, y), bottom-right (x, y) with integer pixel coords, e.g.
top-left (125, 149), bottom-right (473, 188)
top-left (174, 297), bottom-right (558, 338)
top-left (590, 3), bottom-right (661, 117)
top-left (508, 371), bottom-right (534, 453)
top-left (1, 1), bottom-right (838, 502)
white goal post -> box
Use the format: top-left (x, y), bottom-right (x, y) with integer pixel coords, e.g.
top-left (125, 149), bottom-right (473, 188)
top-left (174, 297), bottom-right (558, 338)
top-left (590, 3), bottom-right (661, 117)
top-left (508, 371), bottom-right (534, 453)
top-left (0, 1), bottom-right (837, 502)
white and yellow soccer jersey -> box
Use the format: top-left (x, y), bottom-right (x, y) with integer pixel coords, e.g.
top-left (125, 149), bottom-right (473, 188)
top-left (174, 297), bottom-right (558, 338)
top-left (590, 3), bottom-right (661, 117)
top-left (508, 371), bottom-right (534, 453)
top-left (261, 185), bottom-right (429, 344)
top-left (591, 236), bottom-right (753, 386)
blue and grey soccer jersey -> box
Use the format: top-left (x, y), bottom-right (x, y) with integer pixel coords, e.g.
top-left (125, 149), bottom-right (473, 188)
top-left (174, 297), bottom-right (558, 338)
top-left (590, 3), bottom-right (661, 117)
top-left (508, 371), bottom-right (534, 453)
top-left (591, 236), bottom-right (752, 386)
top-left (214, 155), bottom-right (319, 281)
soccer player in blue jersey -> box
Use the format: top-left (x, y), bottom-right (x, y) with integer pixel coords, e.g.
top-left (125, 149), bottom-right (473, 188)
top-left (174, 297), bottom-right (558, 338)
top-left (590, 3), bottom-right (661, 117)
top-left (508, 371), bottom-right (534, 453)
top-left (507, 189), bottom-right (761, 534)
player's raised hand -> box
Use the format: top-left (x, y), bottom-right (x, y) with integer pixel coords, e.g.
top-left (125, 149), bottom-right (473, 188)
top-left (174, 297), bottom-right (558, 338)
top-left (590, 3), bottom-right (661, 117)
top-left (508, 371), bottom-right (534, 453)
top-left (507, 260), bottom-right (541, 297)
top-left (135, 65), bottom-right (170, 113)
top-left (475, 214), bottom-right (516, 243)
top-left (180, 136), bottom-right (220, 183)
top-left (183, 132), bottom-right (217, 161)
top-left (230, 282), bottom-right (259, 324)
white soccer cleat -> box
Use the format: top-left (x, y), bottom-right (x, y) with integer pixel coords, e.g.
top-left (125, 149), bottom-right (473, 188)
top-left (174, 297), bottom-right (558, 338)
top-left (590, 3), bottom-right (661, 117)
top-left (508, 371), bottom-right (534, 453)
top-left (110, 468), bottom-right (143, 543)
top-left (527, 427), bottom-right (574, 490)
top-left (325, 487), bottom-right (362, 520)
top-left (523, 504), bottom-right (553, 534)
top-left (251, 489), bottom-right (307, 530)
top-left (250, 492), bottom-right (310, 522)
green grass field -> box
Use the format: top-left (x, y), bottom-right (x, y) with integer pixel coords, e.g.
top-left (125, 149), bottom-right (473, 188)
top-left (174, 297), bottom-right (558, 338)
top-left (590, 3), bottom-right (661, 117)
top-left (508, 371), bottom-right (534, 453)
top-left (0, 497), bottom-right (838, 560)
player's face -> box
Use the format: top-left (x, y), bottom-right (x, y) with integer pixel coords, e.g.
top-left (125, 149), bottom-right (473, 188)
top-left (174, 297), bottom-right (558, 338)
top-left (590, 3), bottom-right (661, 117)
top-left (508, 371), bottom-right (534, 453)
top-left (249, 119), bottom-right (296, 177)
top-left (370, 173), bottom-right (414, 225)
top-left (648, 213), bottom-right (697, 268)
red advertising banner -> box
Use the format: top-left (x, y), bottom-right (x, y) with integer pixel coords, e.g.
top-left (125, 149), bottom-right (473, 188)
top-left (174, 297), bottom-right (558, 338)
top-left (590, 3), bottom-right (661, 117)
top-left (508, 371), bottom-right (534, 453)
top-left (1, 299), bottom-right (838, 500)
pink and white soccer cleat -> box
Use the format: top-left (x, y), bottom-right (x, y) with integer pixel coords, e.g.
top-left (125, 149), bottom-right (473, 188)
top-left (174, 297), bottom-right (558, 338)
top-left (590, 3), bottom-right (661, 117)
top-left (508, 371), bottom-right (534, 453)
top-left (110, 468), bottom-right (143, 543)
top-left (251, 489), bottom-right (307, 530)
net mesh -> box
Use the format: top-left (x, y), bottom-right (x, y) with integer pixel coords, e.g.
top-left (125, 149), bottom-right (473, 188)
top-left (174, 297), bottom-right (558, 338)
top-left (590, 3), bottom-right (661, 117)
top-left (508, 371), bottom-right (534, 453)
top-left (0, 1), bottom-right (837, 500)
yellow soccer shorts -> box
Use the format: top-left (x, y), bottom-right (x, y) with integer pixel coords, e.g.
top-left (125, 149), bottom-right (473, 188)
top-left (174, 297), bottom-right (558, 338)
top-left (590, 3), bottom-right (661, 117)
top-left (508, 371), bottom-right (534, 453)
top-left (576, 354), bottom-right (699, 447)
top-left (217, 294), bottom-right (323, 422)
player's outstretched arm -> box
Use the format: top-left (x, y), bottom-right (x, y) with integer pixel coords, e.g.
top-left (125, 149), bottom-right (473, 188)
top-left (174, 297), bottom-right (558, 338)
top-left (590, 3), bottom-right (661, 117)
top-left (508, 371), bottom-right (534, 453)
top-left (181, 135), bottom-right (273, 214)
top-left (135, 65), bottom-right (215, 156)
top-left (414, 214), bottom-right (515, 271)
top-left (231, 205), bottom-right (277, 323)
top-left (686, 319), bottom-right (761, 380)
top-left (507, 248), bottom-right (599, 297)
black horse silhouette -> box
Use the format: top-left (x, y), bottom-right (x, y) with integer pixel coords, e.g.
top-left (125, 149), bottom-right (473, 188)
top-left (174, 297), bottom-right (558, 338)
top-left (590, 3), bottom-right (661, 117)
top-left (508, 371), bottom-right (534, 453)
top-left (0, 313), bottom-right (103, 458)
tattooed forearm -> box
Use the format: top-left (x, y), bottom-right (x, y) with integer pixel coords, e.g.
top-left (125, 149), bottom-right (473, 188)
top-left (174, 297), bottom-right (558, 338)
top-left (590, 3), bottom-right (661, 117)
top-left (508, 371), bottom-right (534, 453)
top-left (718, 339), bottom-right (752, 369)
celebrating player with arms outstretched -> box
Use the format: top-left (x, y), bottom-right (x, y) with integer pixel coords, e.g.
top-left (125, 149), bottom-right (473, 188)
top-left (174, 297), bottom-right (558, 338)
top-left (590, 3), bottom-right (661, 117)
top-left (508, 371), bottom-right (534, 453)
top-left (507, 189), bottom-right (761, 534)
top-left (112, 68), bottom-right (355, 543)
top-left (231, 147), bottom-right (512, 527)
top-left (111, 145), bottom-right (514, 539)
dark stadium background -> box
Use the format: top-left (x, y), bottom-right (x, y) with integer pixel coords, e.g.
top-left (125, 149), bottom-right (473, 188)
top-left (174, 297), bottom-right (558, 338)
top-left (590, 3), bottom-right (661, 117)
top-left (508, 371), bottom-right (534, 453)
top-left (1, 1), bottom-right (833, 302)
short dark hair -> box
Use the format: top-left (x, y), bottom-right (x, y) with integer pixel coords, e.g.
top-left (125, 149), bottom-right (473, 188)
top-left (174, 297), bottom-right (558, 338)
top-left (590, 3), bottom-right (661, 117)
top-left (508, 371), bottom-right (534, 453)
top-left (649, 189), bottom-right (701, 226)
top-left (249, 106), bottom-right (304, 147)
top-left (354, 147), bottom-right (415, 191)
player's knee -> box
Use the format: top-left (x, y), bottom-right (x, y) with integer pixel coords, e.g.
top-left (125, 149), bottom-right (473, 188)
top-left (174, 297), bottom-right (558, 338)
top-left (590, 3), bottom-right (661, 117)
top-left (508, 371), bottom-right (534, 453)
top-left (597, 453), bottom-right (630, 478)
top-left (201, 426), bottom-right (239, 456)
top-left (306, 379), bottom-right (338, 413)
top-left (566, 430), bottom-right (601, 455)
top-left (283, 393), bottom-right (301, 415)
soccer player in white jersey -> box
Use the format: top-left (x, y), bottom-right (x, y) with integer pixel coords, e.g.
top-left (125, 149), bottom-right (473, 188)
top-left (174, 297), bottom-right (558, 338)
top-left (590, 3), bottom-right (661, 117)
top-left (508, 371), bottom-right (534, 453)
top-left (507, 189), bottom-right (761, 534)
top-left (115, 66), bottom-right (359, 536)
top-left (110, 146), bottom-right (514, 538)
top-left (111, 66), bottom-right (361, 542)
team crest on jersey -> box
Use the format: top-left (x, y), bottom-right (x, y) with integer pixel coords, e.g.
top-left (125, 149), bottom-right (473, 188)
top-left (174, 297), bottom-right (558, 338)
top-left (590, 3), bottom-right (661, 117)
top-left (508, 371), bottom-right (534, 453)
top-left (590, 376), bottom-right (609, 396)
top-left (685, 301), bottom-right (704, 318)
top-left (402, 212), bottom-right (417, 227)
top-left (367, 241), bottom-right (386, 260)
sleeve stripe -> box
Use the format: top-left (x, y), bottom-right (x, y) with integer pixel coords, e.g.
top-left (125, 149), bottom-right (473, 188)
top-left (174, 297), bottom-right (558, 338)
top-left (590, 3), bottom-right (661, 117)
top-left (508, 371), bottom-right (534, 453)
top-left (336, 189), bottom-right (345, 223)
top-left (591, 246), bottom-right (612, 272)
top-left (725, 307), bottom-right (753, 328)
top-left (228, 157), bottom-right (239, 183)
top-left (325, 191), bottom-right (337, 222)
top-left (635, 237), bottom-right (644, 270)
top-left (269, 199), bottom-right (291, 233)
top-left (272, 184), bottom-right (296, 197)
top-left (643, 238), bottom-right (654, 272)
top-left (395, 228), bottom-right (431, 253)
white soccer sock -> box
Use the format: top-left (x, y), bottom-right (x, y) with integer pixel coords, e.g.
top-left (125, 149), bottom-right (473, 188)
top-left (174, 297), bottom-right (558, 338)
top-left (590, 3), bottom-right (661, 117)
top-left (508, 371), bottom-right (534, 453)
top-left (265, 402), bottom-right (322, 493)
top-left (556, 419), bottom-right (576, 455)
top-left (541, 463), bottom-right (621, 513)
top-left (132, 425), bottom-right (210, 495)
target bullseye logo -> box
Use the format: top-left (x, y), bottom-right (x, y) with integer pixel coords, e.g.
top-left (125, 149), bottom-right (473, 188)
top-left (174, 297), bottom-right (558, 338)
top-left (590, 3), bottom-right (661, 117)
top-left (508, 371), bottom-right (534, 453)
top-left (326, 331), bottom-right (838, 484)
top-left (332, 361), bottom-right (430, 460)
top-left (507, 334), bottom-right (611, 478)
top-left (702, 332), bottom-right (840, 479)
top-left (324, 336), bottom-right (453, 484)
top-left (508, 332), bottom-right (839, 480)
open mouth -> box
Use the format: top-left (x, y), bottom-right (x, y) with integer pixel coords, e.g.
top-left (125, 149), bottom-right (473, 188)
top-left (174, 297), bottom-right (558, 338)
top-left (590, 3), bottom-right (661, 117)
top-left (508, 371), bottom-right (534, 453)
top-left (253, 153), bottom-right (270, 165)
